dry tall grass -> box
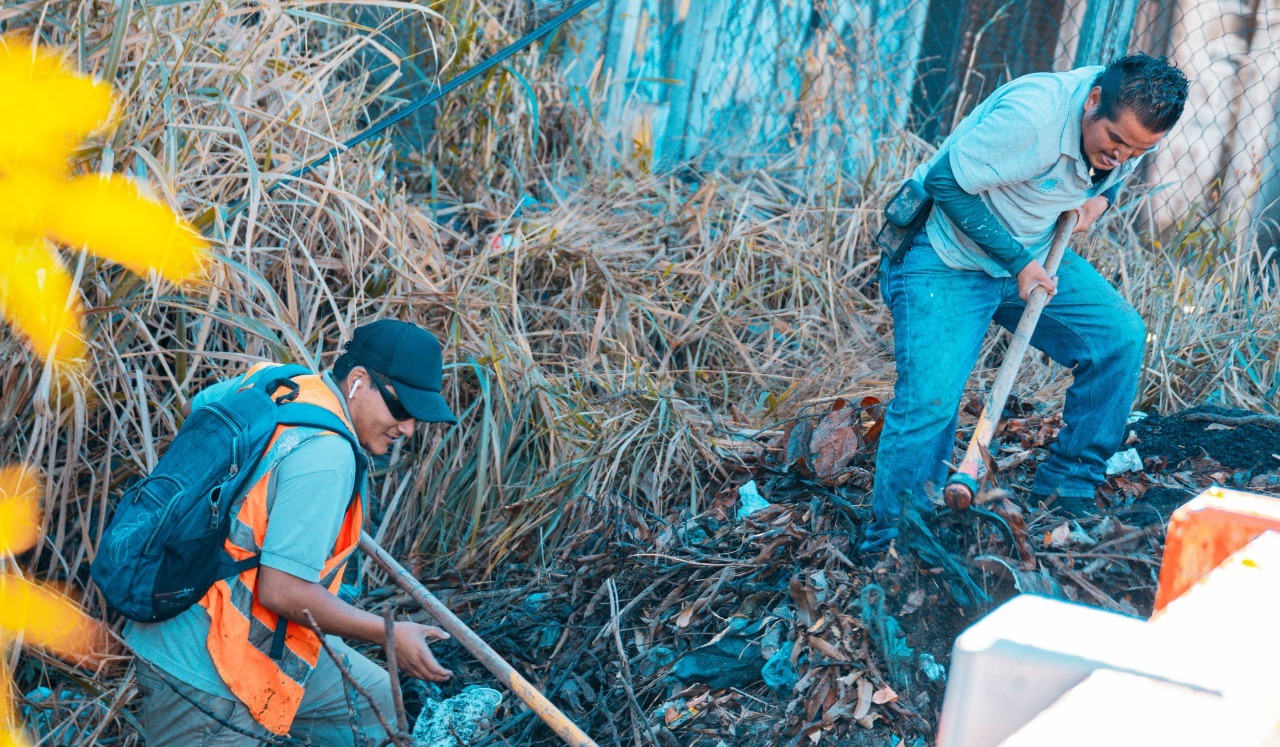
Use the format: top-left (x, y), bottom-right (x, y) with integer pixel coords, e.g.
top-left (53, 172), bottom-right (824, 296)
top-left (1, 0), bottom-right (1277, 742)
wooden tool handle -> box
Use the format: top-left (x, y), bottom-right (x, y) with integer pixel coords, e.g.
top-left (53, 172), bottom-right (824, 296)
top-left (944, 211), bottom-right (1078, 510)
top-left (359, 532), bottom-right (599, 747)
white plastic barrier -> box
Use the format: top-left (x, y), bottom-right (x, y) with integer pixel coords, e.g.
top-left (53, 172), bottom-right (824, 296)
top-left (936, 595), bottom-right (1214, 747)
top-left (937, 489), bottom-right (1280, 747)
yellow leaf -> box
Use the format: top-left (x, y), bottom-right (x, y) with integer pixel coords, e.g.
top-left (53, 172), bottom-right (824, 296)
top-left (0, 576), bottom-right (97, 656)
top-left (0, 36), bottom-right (209, 367)
top-left (0, 468), bottom-right (40, 556)
top-left (0, 236), bottom-right (83, 362)
top-left (0, 36), bottom-right (112, 172)
top-left (46, 175), bottom-right (208, 283)
top-left (0, 173), bottom-right (54, 238)
top-left (0, 652), bottom-right (29, 747)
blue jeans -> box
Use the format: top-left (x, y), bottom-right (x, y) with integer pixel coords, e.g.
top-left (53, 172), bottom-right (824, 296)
top-left (865, 229), bottom-right (1146, 550)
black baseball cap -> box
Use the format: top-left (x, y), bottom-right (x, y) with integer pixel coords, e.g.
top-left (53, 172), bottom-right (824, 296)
top-left (343, 320), bottom-right (457, 424)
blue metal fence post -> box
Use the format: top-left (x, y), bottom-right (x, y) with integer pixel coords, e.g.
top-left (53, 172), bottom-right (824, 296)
top-left (658, 0), bottom-right (706, 164)
top-left (603, 0), bottom-right (643, 131)
top-left (659, 0), bottom-right (730, 165)
top-left (1073, 0), bottom-right (1140, 67)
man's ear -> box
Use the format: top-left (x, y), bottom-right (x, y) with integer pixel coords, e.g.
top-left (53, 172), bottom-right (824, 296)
top-left (1085, 86), bottom-right (1103, 115)
top-left (343, 366), bottom-right (368, 397)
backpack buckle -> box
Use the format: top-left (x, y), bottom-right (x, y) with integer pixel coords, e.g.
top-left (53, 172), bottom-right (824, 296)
top-left (268, 378), bottom-right (301, 403)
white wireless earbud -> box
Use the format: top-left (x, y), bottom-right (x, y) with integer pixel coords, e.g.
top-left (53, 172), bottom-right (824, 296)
top-left (348, 379), bottom-right (362, 399)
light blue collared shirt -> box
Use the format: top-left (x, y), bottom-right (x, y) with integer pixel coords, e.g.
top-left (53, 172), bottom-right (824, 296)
top-left (912, 66), bottom-right (1150, 277)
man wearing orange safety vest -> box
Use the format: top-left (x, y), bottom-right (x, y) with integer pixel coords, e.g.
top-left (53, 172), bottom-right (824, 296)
top-left (125, 319), bottom-right (458, 745)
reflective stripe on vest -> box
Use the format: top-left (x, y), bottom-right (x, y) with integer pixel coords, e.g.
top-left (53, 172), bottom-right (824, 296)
top-left (198, 363), bottom-right (363, 735)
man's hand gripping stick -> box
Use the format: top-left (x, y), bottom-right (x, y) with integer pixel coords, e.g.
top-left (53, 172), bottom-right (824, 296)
top-left (943, 211), bottom-right (1078, 510)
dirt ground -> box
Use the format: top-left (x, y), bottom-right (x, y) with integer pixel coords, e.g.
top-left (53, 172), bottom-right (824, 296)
top-left (362, 404), bottom-right (1280, 746)
top-left (1130, 405), bottom-right (1280, 471)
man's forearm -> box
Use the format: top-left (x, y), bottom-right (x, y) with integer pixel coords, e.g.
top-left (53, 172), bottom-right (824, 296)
top-left (258, 566), bottom-right (384, 642)
top-left (257, 566), bottom-right (455, 682)
top-left (923, 155), bottom-right (1034, 276)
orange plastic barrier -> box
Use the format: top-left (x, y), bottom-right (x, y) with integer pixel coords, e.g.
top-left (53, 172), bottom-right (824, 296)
top-left (1153, 486), bottom-right (1280, 613)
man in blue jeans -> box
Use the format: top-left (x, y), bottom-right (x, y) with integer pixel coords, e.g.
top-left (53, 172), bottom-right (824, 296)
top-left (863, 54), bottom-right (1190, 553)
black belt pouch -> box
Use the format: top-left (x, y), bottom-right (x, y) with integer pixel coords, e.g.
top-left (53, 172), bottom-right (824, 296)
top-left (875, 180), bottom-right (933, 263)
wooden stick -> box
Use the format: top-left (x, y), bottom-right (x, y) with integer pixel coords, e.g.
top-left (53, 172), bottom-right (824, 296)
top-left (944, 211), bottom-right (1078, 510)
top-left (1185, 412), bottom-right (1280, 429)
top-left (358, 532), bottom-right (599, 747)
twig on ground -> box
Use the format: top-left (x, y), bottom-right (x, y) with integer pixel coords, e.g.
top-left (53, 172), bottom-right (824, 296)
top-left (607, 578), bottom-right (653, 747)
top-left (383, 611), bottom-right (412, 742)
top-left (592, 576), bottom-right (665, 644)
top-left (1185, 412), bottom-right (1280, 428)
top-left (299, 610), bottom-right (407, 747)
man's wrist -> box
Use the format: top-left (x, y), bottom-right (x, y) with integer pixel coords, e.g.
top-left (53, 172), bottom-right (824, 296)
top-left (1004, 252), bottom-right (1035, 278)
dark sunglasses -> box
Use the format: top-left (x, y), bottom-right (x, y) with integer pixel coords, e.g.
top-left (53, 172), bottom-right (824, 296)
top-left (367, 372), bottom-right (414, 422)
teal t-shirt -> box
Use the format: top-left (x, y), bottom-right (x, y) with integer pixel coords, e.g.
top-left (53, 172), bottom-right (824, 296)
top-left (123, 370), bottom-right (359, 699)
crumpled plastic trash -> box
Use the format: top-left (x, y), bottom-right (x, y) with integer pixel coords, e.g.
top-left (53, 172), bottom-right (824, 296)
top-left (736, 480), bottom-right (771, 520)
top-left (639, 646), bottom-right (677, 677)
top-left (413, 685), bottom-right (503, 747)
top-left (761, 641), bottom-right (798, 691)
top-left (1105, 447), bottom-right (1143, 475)
top-left (1126, 411), bottom-right (1148, 424)
top-left (487, 234), bottom-right (518, 251)
top-left (858, 584), bottom-right (916, 690)
top-left (918, 653), bottom-right (946, 682)
top-left (679, 522), bottom-right (710, 545)
top-left (672, 619), bottom-right (766, 689)
top-left (673, 637), bottom-right (762, 689)
top-left (651, 697), bottom-right (702, 729)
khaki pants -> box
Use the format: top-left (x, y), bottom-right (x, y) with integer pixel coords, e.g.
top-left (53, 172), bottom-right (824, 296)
top-left (135, 640), bottom-right (396, 746)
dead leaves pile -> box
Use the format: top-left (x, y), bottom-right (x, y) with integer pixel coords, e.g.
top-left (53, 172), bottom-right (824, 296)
top-left (362, 403), bottom-right (1279, 746)
top-left (372, 487), bottom-right (937, 746)
top-left (766, 397), bottom-right (884, 486)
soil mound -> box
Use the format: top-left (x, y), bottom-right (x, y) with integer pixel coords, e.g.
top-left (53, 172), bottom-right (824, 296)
top-left (1129, 405), bottom-right (1280, 471)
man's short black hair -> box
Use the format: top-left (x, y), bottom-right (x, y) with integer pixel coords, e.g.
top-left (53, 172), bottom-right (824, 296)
top-left (1093, 53), bottom-right (1190, 134)
top-left (332, 351), bottom-right (390, 385)
top-left (332, 352), bottom-right (360, 383)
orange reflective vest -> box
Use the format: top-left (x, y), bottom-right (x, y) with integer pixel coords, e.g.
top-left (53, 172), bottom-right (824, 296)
top-left (198, 363), bottom-right (363, 735)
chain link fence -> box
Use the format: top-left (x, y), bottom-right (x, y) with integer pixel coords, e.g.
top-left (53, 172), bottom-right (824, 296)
top-left (570, 0), bottom-right (1280, 244)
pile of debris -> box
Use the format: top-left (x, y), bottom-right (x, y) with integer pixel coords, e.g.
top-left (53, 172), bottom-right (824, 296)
top-left (360, 401), bottom-right (1280, 746)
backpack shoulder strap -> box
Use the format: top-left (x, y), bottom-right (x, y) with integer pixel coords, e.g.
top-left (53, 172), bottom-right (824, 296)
top-left (219, 400), bottom-right (367, 582)
top-left (246, 363), bottom-right (311, 386)
top-left (274, 402), bottom-right (368, 498)
top-left (243, 363), bottom-right (314, 403)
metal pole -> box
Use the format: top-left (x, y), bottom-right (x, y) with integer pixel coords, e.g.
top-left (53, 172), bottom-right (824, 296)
top-left (358, 533), bottom-right (599, 747)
